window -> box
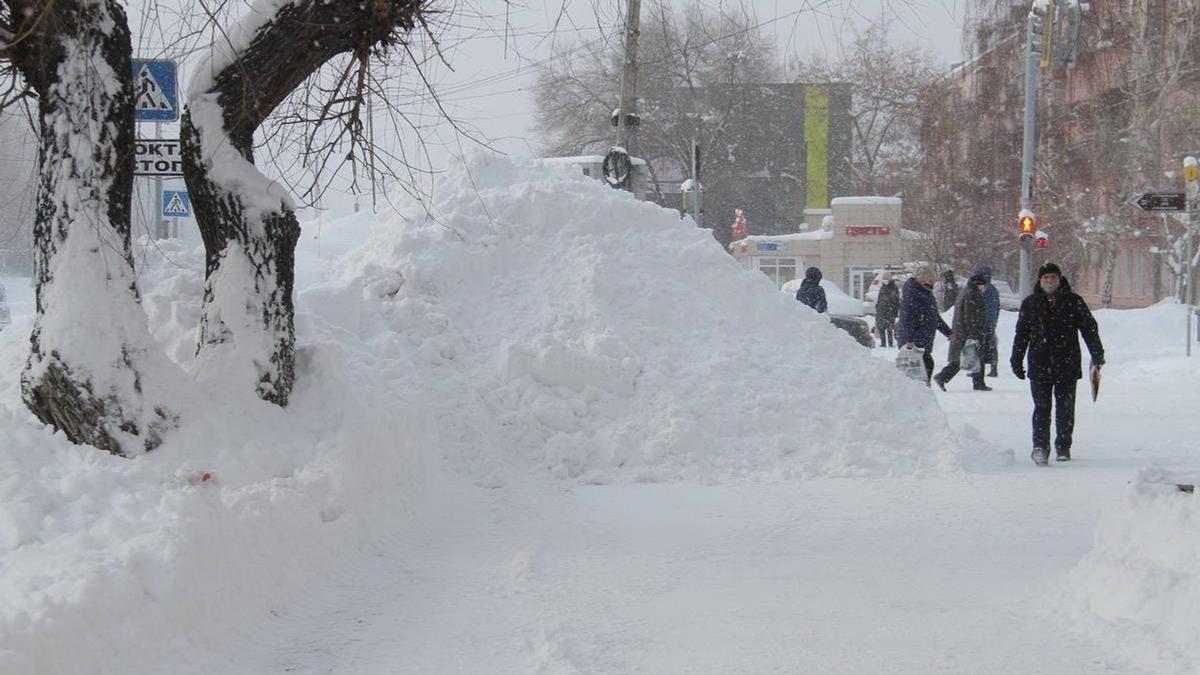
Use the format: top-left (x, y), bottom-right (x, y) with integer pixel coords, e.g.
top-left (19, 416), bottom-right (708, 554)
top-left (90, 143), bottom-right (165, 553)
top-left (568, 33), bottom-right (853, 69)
top-left (758, 257), bottom-right (798, 289)
top-left (844, 266), bottom-right (877, 300)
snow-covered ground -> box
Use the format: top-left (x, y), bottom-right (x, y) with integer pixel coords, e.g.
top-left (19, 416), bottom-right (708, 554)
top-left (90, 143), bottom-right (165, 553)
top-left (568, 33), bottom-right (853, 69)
top-left (0, 156), bottom-right (1197, 674)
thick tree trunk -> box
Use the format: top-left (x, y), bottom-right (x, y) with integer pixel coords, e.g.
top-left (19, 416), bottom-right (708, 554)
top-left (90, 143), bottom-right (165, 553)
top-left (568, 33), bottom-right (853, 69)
top-left (181, 106), bottom-right (300, 405)
top-left (181, 0), bottom-right (425, 407)
top-left (9, 0), bottom-right (175, 455)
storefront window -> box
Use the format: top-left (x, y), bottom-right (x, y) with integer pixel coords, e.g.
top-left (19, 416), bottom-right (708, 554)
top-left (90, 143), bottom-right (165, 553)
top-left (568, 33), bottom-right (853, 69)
top-left (758, 257), bottom-right (798, 288)
top-left (844, 266), bottom-right (877, 299)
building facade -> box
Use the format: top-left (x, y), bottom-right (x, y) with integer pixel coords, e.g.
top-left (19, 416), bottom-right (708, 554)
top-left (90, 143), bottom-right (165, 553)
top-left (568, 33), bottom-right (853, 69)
top-left (730, 197), bottom-right (922, 298)
top-left (917, 0), bottom-right (1200, 307)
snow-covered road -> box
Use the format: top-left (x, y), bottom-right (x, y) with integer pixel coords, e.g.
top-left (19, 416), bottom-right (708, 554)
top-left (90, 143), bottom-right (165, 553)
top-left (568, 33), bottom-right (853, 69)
top-left (171, 309), bottom-right (1189, 675)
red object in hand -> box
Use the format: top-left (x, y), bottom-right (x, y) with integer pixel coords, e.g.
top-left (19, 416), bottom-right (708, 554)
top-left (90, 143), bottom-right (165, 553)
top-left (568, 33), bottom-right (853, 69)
top-left (201, 472), bottom-right (212, 482)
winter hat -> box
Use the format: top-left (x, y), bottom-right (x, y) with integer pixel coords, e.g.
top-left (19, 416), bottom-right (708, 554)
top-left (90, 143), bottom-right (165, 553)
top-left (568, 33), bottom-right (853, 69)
top-left (914, 265), bottom-right (936, 283)
top-left (974, 265), bottom-right (992, 282)
top-left (805, 266), bottom-right (822, 282)
top-left (1037, 262), bottom-right (1062, 278)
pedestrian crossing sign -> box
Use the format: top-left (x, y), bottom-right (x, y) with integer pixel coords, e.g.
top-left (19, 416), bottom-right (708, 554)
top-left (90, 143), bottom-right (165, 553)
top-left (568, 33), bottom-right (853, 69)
top-left (132, 59), bottom-right (178, 122)
top-left (162, 190), bottom-right (191, 218)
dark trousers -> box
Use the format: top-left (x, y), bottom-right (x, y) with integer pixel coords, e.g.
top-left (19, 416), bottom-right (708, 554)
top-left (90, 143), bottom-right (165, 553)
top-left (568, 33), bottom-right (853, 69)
top-left (935, 361), bottom-right (986, 389)
top-left (921, 347), bottom-right (934, 385)
top-left (876, 321), bottom-right (896, 348)
top-left (1030, 379), bottom-right (1077, 451)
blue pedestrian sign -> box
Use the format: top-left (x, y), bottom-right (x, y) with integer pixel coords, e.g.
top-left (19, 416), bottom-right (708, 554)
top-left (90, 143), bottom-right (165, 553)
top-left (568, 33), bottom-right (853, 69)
top-left (132, 59), bottom-right (178, 122)
top-left (162, 190), bottom-right (191, 218)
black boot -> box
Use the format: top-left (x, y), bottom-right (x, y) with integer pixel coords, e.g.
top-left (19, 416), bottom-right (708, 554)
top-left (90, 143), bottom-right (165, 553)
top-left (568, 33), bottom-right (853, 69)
top-left (1056, 447), bottom-right (1071, 462)
top-left (987, 365), bottom-right (998, 377)
top-left (972, 375), bottom-right (992, 391)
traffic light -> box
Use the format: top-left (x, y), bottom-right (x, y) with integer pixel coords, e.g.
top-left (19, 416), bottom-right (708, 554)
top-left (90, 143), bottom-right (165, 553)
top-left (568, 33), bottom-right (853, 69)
top-left (1028, 3), bottom-right (1046, 55)
top-left (1018, 209), bottom-right (1036, 240)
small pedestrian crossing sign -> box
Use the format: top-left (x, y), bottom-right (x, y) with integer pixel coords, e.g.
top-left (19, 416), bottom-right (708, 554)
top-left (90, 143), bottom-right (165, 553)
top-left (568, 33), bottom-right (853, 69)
top-left (132, 59), bottom-right (178, 122)
top-left (162, 190), bottom-right (191, 218)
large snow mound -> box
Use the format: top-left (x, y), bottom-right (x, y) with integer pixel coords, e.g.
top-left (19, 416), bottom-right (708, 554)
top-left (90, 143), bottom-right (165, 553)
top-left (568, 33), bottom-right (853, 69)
top-left (306, 154), bottom-right (971, 483)
top-left (1062, 469), bottom-right (1200, 673)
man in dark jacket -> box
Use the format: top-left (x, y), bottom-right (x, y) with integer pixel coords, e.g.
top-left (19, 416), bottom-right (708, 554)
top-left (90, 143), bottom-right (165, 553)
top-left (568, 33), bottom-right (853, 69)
top-left (934, 273), bottom-right (992, 391)
top-left (975, 265), bottom-right (1001, 377)
top-left (874, 272), bottom-right (901, 348)
top-left (1010, 262), bottom-right (1105, 465)
top-left (899, 266), bottom-right (953, 385)
top-left (795, 266), bottom-right (828, 313)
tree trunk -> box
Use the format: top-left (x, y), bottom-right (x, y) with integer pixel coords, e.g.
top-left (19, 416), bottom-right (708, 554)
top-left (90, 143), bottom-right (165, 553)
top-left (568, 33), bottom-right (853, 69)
top-left (181, 107), bottom-right (300, 406)
top-left (1101, 243), bottom-right (1117, 309)
top-left (8, 0), bottom-right (175, 455)
top-left (181, 0), bottom-right (425, 407)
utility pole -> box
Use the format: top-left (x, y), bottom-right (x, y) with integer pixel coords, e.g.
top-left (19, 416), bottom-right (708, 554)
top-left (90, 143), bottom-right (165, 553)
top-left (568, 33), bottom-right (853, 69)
top-left (1185, 156), bottom-right (1197, 356)
top-left (615, 0), bottom-right (641, 157)
top-left (691, 140), bottom-right (703, 228)
top-left (1017, 0), bottom-right (1049, 298)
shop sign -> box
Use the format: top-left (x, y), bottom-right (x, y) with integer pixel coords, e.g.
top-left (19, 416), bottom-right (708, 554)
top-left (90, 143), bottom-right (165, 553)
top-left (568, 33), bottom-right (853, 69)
top-left (845, 226), bottom-right (891, 236)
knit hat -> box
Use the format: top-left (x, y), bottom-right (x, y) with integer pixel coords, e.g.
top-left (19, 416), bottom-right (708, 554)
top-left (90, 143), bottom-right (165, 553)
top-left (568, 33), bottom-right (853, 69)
top-left (1037, 262), bottom-right (1062, 278)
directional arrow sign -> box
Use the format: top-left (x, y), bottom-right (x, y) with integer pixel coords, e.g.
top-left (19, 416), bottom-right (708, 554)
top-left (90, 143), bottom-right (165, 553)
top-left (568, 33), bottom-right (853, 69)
top-left (1129, 191), bottom-right (1187, 212)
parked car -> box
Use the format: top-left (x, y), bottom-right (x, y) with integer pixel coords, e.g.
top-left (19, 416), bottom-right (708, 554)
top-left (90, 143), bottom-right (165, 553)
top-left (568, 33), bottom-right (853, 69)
top-left (781, 279), bottom-right (872, 347)
top-left (992, 280), bottom-right (1022, 311)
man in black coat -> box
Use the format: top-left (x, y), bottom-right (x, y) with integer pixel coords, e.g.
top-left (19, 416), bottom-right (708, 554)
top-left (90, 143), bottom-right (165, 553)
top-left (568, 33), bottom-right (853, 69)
top-left (1010, 262), bottom-right (1105, 465)
top-left (899, 266), bottom-right (953, 385)
top-left (795, 266), bottom-right (828, 313)
top-left (874, 272), bottom-right (901, 348)
top-left (934, 273), bottom-right (992, 391)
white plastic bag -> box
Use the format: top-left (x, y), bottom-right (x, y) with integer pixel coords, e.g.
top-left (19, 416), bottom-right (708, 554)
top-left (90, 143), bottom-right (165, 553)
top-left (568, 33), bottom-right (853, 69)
top-left (895, 345), bottom-right (925, 382)
top-left (961, 339), bottom-right (981, 374)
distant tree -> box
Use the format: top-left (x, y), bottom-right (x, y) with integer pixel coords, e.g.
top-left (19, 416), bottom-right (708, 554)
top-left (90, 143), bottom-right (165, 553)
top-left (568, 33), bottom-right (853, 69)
top-left (532, 0), bottom-right (787, 241)
top-left (792, 23), bottom-right (941, 197)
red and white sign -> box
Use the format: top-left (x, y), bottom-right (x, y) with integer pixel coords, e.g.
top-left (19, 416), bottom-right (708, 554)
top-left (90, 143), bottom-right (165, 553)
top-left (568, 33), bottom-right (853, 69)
top-left (845, 226), bottom-right (891, 236)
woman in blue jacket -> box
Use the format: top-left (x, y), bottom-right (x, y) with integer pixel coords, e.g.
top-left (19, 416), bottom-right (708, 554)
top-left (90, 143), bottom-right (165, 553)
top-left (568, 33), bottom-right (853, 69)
top-left (899, 266), bottom-right (953, 385)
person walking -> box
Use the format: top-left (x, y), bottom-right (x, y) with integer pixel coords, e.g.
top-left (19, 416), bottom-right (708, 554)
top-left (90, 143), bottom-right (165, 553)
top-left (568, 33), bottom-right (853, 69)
top-left (936, 269), bottom-right (959, 312)
top-left (899, 266), bottom-right (953, 386)
top-left (975, 265), bottom-right (1001, 377)
top-left (874, 272), bottom-right (901, 348)
top-left (795, 266), bottom-right (828, 313)
top-left (1010, 263), bottom-right (1105, 465)
top-left (933, 273), bottom-right (992, 391)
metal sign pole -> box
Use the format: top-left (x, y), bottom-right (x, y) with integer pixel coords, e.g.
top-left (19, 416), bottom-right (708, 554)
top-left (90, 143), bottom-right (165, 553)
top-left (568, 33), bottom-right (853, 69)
top-left (154, 121), bottom-right (165, 239)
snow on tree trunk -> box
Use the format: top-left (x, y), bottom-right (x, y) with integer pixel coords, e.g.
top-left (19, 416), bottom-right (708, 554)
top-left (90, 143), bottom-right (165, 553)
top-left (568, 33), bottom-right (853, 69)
top-left (180, 0), bottom-right (426, 407)
top-left (181, 104), bottom-right (299, 406)
top-left (10, 0), bottom-right (176, 455)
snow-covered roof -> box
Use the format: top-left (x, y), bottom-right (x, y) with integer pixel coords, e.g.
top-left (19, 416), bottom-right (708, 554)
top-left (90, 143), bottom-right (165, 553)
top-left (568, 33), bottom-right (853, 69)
top-left (831, 196), bottom-right (903, 206)
top-left (540, 154), bottom-right (648, 167)
top-left (734, 230), bottom-right (834, 245)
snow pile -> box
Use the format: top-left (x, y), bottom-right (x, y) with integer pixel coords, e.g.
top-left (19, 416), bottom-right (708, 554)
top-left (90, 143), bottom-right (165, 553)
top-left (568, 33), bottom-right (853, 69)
top-left (307, 154), bottom-right (975, 483)
top-left (1062, 470), bottom-right (1200, 672)
top-left (0, 154), bottom-right (984, 673)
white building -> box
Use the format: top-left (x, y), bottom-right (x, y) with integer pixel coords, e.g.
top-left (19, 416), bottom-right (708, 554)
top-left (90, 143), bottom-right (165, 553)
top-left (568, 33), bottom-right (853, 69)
top-left (730, 197), bottom-right (924, 299)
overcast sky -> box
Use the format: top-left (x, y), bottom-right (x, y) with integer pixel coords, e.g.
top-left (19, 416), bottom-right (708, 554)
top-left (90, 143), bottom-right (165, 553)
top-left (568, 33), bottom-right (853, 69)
top-left (416, 0), bottom-right (967, 165)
